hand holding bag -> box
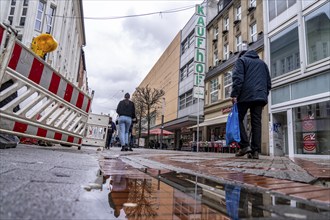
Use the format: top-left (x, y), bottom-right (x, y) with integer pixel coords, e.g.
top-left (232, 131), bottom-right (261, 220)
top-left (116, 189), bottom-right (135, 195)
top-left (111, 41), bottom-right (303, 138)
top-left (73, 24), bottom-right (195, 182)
top-left (225, 103), bottom-right (240, 145)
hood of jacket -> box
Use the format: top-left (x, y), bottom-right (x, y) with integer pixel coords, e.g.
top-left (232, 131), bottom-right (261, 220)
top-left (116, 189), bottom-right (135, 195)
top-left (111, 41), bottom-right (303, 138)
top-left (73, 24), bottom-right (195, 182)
top-left (242, 50), bottom-right (259, 59)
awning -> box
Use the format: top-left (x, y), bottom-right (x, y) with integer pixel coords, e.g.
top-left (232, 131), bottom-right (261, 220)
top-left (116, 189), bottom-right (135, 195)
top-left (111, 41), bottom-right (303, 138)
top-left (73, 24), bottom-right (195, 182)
top-left (189, 114), bottom-right (228, 129)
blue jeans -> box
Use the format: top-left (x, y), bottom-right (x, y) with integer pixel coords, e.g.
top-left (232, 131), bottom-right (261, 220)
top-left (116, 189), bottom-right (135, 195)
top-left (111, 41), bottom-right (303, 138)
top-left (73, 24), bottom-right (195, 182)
top-left (118, 116), bottom-right (132, 146)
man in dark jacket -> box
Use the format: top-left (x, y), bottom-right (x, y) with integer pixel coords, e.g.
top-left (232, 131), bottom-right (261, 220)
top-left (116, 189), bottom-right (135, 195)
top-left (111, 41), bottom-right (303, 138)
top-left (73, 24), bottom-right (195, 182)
top-left (105, 117), bottom-right (116, 149)
top-left (116, 93), bottom-right (136, 151)
top-left (231, 50), bottom-right (271, 159)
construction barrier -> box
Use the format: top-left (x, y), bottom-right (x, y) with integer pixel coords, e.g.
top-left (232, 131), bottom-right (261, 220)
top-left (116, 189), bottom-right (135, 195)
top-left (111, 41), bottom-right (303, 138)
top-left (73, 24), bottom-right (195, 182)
top-left (0, 24), bottom-right (93, 148)
top-left (82, 113), bottom-right (109, 147)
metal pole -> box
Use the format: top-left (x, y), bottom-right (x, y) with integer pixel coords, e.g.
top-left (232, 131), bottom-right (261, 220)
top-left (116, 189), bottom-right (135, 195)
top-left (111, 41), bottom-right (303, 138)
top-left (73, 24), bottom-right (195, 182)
top-left (160, 98), bottom-right (165, 149)
top-left (197, 86), bottom-right (199, 153)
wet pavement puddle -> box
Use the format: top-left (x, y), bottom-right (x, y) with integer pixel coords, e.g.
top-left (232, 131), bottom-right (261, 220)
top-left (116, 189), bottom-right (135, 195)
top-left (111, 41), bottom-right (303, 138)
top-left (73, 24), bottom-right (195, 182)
top-left (82, 158), bottom-right (330, 219)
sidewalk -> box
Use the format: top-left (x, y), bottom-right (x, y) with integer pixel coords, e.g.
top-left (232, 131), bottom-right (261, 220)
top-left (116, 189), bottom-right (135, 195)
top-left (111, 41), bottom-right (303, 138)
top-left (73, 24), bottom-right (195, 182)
top-left (102, 147), bottom-right (330, 208)
top-left (1, 144), bottom-right (329, 220)
top-left (0, 144), bottom-right (101, 220)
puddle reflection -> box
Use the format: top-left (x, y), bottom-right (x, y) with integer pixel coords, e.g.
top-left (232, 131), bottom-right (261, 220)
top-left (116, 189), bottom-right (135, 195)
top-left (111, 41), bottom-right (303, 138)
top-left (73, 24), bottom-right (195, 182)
top-left (85, 159), bottom-right (329, 220)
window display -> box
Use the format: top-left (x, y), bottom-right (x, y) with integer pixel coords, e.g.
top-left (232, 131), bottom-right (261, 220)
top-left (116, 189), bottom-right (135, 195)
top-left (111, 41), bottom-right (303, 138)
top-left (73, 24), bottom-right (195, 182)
top-left (293, 101), bottom-right (330, 155)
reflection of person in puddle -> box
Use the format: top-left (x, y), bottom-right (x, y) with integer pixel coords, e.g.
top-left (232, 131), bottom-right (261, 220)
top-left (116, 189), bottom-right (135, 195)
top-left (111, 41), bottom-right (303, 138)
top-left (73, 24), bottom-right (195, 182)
top-left (108, 175), bottom-right (129, 218)
top-left (225, 185), bottom-right (264, 219)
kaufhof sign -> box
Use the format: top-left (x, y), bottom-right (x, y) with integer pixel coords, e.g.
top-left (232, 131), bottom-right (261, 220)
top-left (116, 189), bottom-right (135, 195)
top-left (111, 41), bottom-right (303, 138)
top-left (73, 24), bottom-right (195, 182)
top-left (193, 4), bottom-right (206, 99)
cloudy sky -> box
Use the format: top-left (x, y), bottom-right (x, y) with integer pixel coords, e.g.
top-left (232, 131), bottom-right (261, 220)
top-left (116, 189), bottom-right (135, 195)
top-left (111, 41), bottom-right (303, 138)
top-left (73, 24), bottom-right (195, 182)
top-left (82, 0), bottom-right (202, 117)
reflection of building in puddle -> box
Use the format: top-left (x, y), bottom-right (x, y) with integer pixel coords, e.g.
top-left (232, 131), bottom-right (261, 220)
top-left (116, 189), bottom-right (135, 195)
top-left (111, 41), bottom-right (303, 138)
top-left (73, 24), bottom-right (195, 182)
top-left (93, 159), bottom-right (330, 219)
top-left (160, 171), bottom-right (270, 219)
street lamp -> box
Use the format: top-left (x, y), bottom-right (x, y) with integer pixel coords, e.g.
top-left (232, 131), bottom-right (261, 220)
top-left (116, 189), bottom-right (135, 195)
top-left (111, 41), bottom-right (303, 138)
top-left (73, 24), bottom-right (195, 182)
top-left (160, 97), bottom-right (165, 149)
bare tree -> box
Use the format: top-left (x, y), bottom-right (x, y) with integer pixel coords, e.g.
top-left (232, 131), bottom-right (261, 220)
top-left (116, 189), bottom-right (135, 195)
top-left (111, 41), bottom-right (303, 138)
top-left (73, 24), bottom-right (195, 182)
top-left (131, 95), bottom-right (145, 146)
top-left (134, 85), bottom-right (165, 147)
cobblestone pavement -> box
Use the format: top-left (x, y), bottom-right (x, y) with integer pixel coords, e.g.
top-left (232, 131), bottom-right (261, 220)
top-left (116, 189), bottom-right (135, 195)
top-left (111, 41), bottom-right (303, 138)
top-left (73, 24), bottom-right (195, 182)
top-left (102, 147), bottom-right (330, 207)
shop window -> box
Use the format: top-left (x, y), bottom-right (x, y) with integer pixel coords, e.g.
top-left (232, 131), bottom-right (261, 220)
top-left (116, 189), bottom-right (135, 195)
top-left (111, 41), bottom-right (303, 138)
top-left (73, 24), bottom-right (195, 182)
top-left (270, 22), bottom-right (299, 78)
top-left (293, 101), bottom-right (330, 155)
top-left (305, 2), bottom-right (330, 65)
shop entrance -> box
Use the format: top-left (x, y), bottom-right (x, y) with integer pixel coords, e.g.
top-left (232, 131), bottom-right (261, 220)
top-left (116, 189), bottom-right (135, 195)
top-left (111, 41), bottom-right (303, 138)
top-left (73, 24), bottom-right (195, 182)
top-left (272, 112), bottom-right (288, 156)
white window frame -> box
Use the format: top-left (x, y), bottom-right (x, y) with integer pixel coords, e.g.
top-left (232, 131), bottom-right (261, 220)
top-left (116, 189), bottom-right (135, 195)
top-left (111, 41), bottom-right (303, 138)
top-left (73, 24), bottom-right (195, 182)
top-left (180, 66), bottom-right (187, 81)
top-left (46, 5), bottom-right (56, 33)
top-left (223, 44), bottom-right (229, 60)
top-left (35, 0), bottom-right (45, 31)
top-left (218, 0), bottom-right (224, 11)
top-left (224, 17), bottom-right (229, 31)
top-left (213, 50), bottom-right (218, 66)
top-left (179, 90), bottom-right (194, 110)
top-left (250, 23), bottom-right (257, 42)
top-left (224, 71), bottom-right (232, 99)
top-left (214, 26), bottom-right (219, 40)
top-left (236, 35), bottom-right (242, 52)
top-left (19, 0), bottom-right (29, 26)
top-left (187, 61), bottom-right (194, 77)
top-left (181, 40), bottom-right (188, 54)
top-left (188, 34), bottom-right (195, 47)
top-left (250, 0), bottom-right (256, 8)
top-left (236, 5), bottom-right (241, 20)
top-left (8, 0), bottom-right (16, 25)
top-left (210, 78), bottom-right (219, 103)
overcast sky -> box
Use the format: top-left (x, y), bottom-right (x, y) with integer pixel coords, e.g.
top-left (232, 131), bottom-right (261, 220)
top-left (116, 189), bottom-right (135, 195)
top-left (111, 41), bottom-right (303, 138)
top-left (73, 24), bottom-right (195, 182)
top-left (82, 0), bottom-right (202, 118)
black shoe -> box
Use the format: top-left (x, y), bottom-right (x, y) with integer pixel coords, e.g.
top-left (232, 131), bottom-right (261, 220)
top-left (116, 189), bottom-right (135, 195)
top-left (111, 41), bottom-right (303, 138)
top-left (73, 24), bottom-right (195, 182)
top-left (121, 146), bottom-right (125, 151)
top-left (128, 148), bottom-right (133, 151)
top-left (235, 147), bottom-right (252, 157)
top-left (248, 151), bottom-right (259, 159)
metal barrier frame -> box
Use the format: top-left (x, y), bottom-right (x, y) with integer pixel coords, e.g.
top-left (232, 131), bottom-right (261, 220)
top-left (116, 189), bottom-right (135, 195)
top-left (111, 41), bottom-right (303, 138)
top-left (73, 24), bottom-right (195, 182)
top-left (0, 24), bottom-right (93, 148)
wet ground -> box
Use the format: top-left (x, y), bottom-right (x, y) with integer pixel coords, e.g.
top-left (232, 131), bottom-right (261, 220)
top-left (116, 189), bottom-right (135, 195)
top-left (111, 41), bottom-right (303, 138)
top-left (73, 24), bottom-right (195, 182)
top-left (1, 144), bottom-right (329, 220)
top-left (81, 156), bottom-right (330, 220)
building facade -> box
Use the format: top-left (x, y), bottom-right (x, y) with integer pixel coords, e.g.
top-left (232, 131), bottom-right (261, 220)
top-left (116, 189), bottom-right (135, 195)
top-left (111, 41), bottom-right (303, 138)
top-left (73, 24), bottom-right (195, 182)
top-left (0, 0), bottom-right (88, 92)
top-left (163, 1), bottom-right (218, 147)
top-left (134, 32), bottom-right (181, 147)
top-left (264, 0), bottom-right (330, 157)
top-left (202, 0), bottom-right (270, 154)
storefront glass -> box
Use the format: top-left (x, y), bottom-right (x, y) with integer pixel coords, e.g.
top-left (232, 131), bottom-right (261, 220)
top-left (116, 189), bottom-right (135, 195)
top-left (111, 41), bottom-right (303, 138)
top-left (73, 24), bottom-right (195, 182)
top-left (293, 101), bottom-right (330, 155)
top-left (305, 2), bottom-right (330, 65)
top-left (270, 22), bottom-right (299, 78)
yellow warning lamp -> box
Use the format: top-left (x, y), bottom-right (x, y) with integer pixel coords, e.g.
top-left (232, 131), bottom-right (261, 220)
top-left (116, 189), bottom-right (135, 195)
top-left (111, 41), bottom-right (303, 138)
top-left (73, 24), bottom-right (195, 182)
top-left (31, 33), bottom-right (58, 58)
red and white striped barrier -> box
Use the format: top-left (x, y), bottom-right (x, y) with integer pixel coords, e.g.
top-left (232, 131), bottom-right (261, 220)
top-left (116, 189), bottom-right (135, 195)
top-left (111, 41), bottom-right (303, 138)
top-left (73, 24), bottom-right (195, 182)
top-left (0, 24), bottom-right (7, 56)
top-left (0, 24), bottom-right (4, 46)
top-left (8, 43), bottom-right (91, 113)
top-left (0, 26), bottom-right (93, 147)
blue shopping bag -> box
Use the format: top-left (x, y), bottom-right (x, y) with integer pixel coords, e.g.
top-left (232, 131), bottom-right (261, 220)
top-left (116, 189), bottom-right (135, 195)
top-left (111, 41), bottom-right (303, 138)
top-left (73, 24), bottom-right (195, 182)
top-left (226, 103), bottom-right (240, 145)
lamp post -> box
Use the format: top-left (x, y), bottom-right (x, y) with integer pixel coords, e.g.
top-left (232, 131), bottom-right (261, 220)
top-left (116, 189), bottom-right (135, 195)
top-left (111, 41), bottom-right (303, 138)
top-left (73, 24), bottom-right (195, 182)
top-left (160, 97), bottom-right (165, 149)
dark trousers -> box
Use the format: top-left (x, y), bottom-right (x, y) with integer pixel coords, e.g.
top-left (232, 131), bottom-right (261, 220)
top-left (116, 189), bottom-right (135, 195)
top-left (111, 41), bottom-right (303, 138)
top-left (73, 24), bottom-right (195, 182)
top-left (237, 101), bottom-right (264, 153)
top-left (106, 132), bottom-right (113, 148)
